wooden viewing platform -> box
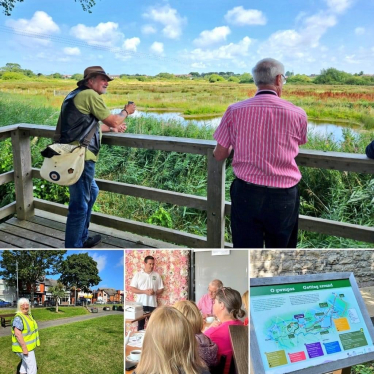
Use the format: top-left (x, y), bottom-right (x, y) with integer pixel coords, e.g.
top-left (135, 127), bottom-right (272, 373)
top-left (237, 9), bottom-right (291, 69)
top-left (0, 124), bottom-right (373, 248)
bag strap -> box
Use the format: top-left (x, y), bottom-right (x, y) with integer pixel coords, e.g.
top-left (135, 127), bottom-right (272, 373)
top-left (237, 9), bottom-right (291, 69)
top-left (53, 114), bottom-right (98, 148)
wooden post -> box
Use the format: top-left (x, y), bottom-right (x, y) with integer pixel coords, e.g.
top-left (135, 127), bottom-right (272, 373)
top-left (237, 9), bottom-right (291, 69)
top-left (206, 150), bottom-right (226, 248)
top-left (11, 128), bottom-right (34, 220)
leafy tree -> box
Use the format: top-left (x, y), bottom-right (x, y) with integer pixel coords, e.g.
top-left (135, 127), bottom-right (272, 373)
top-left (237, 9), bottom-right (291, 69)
top-left (228, 76), bottom-right (240, 83)
top-left (314, 68), bottom-right (351, 84)
top-left (189, 72), bottom-right (200, 77)
top-left (157, 72), bottom-right (175, 79)
top-left (209, 74), bottom-right (225, 83)
top-left (239, 72), bottom-right (253, 83)
top-left (59, 253), bottom-right (101, 304)
top-left (1, 0), bottom-right (98, 16)
top-left (1, 72), bottom-right (27, 80)
top-left (49, 282), bottom-right (66, 313)
top-left (1, 62), bottom-right (22, 72)
top-left (286, 74), bottom-right (312, 84)
top-left (285, 71), bottom-right (294, 77)
top-left (71, 73), bottom-right (83, 81)
top-left (0, 250), bottom-right (66, 307)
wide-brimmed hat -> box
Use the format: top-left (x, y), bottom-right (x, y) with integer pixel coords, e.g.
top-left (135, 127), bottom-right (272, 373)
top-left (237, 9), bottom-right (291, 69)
top-left (77, 66), bottom-right (113, 86)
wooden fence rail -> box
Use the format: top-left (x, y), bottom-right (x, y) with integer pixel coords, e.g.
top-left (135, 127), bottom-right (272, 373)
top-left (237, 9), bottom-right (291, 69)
top-left (0, 124), bottom-right (373, 247)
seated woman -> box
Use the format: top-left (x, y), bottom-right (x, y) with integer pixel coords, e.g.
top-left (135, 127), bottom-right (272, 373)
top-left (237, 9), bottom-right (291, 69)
top-left (174, 300), bottom-right (218, 367)
top-left (134, 306), bottom-right (210, 374)
top-left (204, 287), bottom-right (245, 374)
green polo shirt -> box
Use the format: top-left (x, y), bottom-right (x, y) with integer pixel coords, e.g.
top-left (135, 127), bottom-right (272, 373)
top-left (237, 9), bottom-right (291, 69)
top-left (72, 89), bottom-right (111, 162)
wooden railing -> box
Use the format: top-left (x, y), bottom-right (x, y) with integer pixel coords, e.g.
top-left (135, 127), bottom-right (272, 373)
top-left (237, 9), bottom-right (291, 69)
top-left (1, 124), bottom-right (373, 247)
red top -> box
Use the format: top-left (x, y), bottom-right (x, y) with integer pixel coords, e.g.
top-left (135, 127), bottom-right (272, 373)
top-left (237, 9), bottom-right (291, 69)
top-left (204, 319), bottom-right (243, 374)
top-left (214, 90), bottom-right (308, 188)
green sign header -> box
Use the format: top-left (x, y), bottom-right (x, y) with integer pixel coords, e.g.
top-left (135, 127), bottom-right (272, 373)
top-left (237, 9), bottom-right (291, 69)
top-left (251, 279), bottom-right (351, 296)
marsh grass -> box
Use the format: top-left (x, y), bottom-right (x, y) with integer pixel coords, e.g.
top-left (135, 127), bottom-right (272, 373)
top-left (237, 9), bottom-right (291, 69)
top-left (1, 87), bottom-right (373, 247)
top-left (0, 314), bottom-right (124, 374)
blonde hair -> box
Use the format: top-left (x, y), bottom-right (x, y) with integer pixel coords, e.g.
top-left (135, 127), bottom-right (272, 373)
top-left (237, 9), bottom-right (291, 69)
top-left (173, 300), bottom-right (203, 335)
top-left (242, 290), bottom-right (249, 311)
top-left (135, 306), bottom-right (207, 374)
top-left (16, 298), bottom-right (30, 314)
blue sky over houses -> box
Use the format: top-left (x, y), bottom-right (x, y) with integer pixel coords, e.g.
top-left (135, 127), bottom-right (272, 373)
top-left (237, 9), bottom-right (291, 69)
top-left (0, 250), bottom-right (124, 291)
top-left (0, 0), bottom-right (373, 75)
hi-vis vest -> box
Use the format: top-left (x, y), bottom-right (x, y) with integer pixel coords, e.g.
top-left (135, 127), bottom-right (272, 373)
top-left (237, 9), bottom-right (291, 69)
top-left (12, 312), bottom-right (40, 352)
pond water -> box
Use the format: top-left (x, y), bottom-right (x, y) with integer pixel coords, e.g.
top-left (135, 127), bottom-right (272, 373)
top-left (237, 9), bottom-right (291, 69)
top-left (116, 109), bottom-right (360, 142)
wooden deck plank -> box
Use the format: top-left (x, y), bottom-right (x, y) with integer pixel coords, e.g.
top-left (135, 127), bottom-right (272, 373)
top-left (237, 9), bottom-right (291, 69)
top-left (0, 227), bottom-right (50, 248)
top-left (0, 223), bottom-right (64, 247)
top-left (0, 240), bottom-right (18, 248)
top-left (27, 216), bottom-right (149, 248)
top-left (34, 209), bottom-right (179, 248)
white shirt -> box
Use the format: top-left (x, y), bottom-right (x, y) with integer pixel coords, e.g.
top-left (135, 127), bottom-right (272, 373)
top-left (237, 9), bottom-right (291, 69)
top-left (130, 270), bottom-right (164, 307)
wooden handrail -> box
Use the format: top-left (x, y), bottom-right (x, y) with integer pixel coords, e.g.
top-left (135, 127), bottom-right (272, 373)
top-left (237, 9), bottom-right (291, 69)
top-left (1, 124), bottom-right (373, 246)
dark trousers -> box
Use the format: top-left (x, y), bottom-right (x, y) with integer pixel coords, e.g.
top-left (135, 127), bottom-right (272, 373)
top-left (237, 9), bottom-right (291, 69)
top-left (138, 306), bottom-right (156, 330)
top-left (230, 178), bottom-right (299, 248)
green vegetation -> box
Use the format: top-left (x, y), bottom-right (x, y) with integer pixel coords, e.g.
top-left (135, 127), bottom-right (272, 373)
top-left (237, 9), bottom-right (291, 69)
top-left (0, 315), bottom-right (123, 374)
top-left (0, 78), bottom-right (373, 248)
top-left (0, 307), bottom-right (89, 320)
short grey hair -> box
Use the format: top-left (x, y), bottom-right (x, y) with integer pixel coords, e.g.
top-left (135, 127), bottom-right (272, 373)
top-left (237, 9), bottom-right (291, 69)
top-left (252, 58), bottom-right (285, 86)
top-left (17, 298), bottom-right (30, 313)
top-left (209, 279), bottom-right (223, 289)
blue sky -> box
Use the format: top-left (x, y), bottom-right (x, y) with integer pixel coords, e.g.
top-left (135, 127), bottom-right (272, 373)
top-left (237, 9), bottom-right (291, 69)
top-left (0, 250), bottom-right (124, 290)
top-left (0, 0), bottom-right (373, 75)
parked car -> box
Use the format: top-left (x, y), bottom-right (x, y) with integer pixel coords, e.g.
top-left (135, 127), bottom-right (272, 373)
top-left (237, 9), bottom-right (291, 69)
top-left (0, 299), bottom-right (12, 307)
top-left (95, 300), bottom-right (105, 304)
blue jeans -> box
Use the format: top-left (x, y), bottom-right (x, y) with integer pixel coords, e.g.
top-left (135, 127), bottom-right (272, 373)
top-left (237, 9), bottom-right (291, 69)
top-left (230, 178), bottom-right (299, 248)
top-left (65, 161), bottom-right (99, 248)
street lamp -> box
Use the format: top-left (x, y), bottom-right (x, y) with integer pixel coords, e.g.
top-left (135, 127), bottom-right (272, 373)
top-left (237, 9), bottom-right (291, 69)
top-left (16, 260), bottom-right (19, 302)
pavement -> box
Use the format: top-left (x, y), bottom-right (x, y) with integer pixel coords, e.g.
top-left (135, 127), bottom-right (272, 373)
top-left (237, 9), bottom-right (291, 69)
top-left (0, 310), bottom-right (122, 337)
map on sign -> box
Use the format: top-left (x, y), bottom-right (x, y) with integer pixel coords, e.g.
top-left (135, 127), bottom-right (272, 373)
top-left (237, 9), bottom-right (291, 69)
top-left (251, 279), bottom-right (374, 374)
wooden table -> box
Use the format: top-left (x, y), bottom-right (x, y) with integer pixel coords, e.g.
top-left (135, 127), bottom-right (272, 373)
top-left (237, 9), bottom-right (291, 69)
top-left (125, 312), bottom-right (151, 332)
top-left (229, 325), bottom-right (248, 374)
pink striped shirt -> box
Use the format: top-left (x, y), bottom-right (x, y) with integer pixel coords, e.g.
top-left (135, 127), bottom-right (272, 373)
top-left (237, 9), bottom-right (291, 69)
top-left (214, 90), bottom-right (308, 188)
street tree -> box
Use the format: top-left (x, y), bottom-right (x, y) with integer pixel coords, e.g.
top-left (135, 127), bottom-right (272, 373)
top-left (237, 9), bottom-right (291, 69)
top-left (1, 0), bottom-right (98, 16)
top-left (0, 250), bottom-right (66, 306)
top-left (59, 253), bottom-right (101, 304)
top-left (49, 282), bottom-right (66, 313)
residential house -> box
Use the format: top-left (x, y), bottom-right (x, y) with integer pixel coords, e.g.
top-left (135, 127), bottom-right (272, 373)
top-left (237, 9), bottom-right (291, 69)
top-left (93, 288), bottom-right (123, 303)
top-left (0, 279), bottom-right (17, 303)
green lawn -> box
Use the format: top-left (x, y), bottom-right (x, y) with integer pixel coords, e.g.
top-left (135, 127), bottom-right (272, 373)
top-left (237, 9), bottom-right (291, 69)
top-left (0, 307), bottom-right (89, 321)
top-left (0, 315), bottom-right (124, 374)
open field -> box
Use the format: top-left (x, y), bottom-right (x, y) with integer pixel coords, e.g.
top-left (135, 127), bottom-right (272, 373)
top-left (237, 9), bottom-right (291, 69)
top-left (0, 307), bottom-right (89, 321)
top-left (0, 314), bottom-right (124, 374)
top-left (1, 81), bottom-right (373, 248)
top-left (1, 78), bottom-right (374, 127)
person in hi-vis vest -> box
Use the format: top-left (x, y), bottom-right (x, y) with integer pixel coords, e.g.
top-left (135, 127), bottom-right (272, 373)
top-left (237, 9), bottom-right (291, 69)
top-left (12, 298), bottom-right (40, 374)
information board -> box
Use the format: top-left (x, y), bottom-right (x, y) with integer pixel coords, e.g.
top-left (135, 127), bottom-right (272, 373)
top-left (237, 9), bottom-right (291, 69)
top-left (250, 273), bottom-right (374, 374)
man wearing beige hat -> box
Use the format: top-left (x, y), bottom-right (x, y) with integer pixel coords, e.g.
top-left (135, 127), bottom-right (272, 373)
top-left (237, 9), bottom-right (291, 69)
top-left (58, 66), bottom-right (136, 248)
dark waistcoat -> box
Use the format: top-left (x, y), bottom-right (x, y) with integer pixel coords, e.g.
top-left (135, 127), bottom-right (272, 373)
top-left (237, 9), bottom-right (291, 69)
top-left (59, 86), bottom-right (100, 155)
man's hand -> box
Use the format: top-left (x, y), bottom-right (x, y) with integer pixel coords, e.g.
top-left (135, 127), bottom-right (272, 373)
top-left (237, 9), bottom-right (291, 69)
top-left (22, 347), bottom-right (28, 355)
top-left (124, 102), bottom-right (136, 115)
top-left (112, 124), bottom-right (127, 133)
top-left (145, 289), bottom-right (154, 295)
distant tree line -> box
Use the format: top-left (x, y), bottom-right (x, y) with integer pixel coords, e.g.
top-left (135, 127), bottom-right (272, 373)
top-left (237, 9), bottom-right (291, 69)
top-left (1, 63), bottom-right (373, 85)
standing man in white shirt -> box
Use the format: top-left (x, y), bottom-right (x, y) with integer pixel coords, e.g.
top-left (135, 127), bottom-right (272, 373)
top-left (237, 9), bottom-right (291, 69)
top-left (129, 255), bottom-right (164, 330)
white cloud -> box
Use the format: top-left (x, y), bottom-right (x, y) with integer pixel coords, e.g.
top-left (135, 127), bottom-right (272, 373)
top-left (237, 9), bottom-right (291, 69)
top-left (193, 26), bottom-right (231, 47)
top-left (92, 253), bottom-right (107, 272)
top-left (355, 27), bottom-right (365, 35)
top-left (123, 37), bottom-right (140, 52)
top-left (6, 11), bottom-right (60, 34)
top-left (225, 6), bottom-right (266, 26)
top-left (142, 24), bottom-right (157, 35)
top-left (150, 41), bottom-right (164, 54)
top-left (63, 47), bottom-right (81, 55)
top-left (115, 256), bottom-right (124, 268)
top-left (258, 12), bottom-right (337, 58)
top-left (70, 22), bottom-right (124, 47)
top-left (143, 5), bottom-right (186, 39)
top-left (188, 36), bottom-right (252, 62)
top-left (324, 0), bottom-right (354, 14)
top-left (191, 62), bottom-right (206, 69)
